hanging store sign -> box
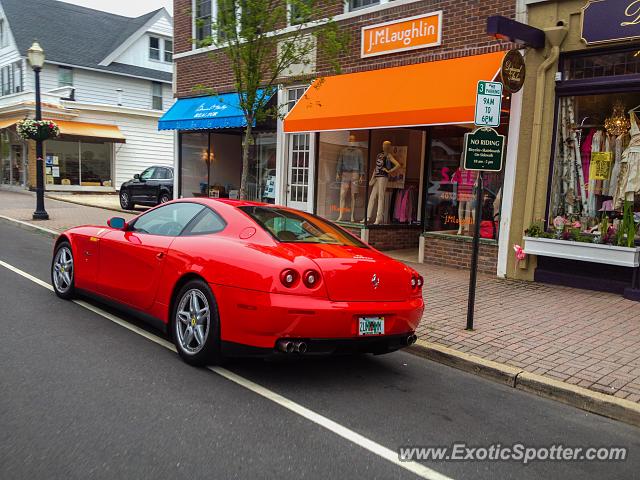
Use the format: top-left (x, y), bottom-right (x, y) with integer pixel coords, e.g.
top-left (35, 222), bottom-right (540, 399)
top-left (475, 80), bottom-right (503, 127)
top-left (361, 11), bottom-right (442, 58)
top-left (582, 0), bottom-right (640, 45)
top-left (500, 49), bottom-right (526, 93)
top-left (463, 127), bottom-right (505, 172)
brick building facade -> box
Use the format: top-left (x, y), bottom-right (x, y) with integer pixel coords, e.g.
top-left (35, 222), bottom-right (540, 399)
top-left (167, 0), bottom-right (519, 273)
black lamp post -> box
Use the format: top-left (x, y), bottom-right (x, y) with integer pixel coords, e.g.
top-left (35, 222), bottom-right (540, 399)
top-left (28, 41), bottom-right (49, 220)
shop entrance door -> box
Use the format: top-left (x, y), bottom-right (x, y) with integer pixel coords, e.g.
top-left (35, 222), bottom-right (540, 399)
top-left (286, 132), bottom-right (314, 212)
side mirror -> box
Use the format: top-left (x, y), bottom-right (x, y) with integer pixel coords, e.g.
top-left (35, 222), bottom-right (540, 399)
top-left (107, 217), bottom-right (127, 230)
top-left (134, 173), bottom-right (140, 180)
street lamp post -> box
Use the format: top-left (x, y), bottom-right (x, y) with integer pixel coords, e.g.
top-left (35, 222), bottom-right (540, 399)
top-left (28, 41), bottom-right (49, 220)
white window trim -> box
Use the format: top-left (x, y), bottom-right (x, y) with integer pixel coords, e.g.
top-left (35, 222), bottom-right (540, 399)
top-left (180, 0), bottom-right (425, 59)
top-left (149, 35), bottom-right (173, 64)
top-left (151, 81), bottom-right (163, 110)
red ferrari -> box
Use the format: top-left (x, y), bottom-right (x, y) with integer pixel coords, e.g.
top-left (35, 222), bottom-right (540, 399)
top-left (51, 199), bottom-right (424, 366)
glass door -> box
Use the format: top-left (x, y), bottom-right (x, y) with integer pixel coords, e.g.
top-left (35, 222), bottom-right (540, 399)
top-left (286, 132), bottom-right (314, 212)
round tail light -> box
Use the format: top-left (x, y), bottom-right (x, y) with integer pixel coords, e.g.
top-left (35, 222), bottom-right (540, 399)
top-left (417, 275), bottom-right (424, 288)
top-left (410, 276), bottom-right (417, 288)
top-left (303, 269), bottom-right (320, 288)
top-left (280, 269), bottom-right (299, 288)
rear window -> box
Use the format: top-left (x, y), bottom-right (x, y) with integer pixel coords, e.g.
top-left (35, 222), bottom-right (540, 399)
top-left (239, 206), bottom-right (367, 248)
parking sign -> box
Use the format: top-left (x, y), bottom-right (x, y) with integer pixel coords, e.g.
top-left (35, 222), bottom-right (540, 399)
top-left (474, 81), bottom-right (503, 128)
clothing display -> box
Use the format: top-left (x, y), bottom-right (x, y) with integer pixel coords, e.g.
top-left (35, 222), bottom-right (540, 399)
top-left (367, 176), bottom-right (388, 224)
top-left (392, 186), bottom-right (418, 223)
top-left (374, 153), bottom-right (393, 177)
top-left (451, 168), bottom-right (477, 202)
top-left (614, 111), bottom-right (640, 209)
top-left (337, 147), bottom-right (364, 176)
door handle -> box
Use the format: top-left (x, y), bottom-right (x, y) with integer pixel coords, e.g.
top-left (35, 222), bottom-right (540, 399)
top-left (156, 252), bottom-right (164, 260)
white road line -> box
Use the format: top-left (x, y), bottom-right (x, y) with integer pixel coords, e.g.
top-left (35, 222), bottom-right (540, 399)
top-left (0, 258), bottom-right (453, 480)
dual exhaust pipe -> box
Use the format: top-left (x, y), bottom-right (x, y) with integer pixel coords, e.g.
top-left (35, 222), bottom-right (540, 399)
top-left (277, 340), bottom-right (308, 354)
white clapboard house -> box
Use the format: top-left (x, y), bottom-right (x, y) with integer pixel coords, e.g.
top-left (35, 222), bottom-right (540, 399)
top-left (0, 0), bottom-right (173, 191)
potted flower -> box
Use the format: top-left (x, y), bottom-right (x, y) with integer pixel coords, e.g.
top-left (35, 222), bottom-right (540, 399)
top-left (523, 218), bottom-right (640, 268)
top-left (16, 119), bottom-right (60, 141)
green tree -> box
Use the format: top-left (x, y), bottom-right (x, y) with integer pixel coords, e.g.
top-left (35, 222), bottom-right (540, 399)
top-left (193, 0), bottom-right (346, 199)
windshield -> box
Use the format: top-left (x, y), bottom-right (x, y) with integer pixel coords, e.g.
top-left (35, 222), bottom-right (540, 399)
top-left (239, 206), bottom-right (368, 247)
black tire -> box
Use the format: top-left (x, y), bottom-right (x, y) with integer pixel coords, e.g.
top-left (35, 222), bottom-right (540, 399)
top-left (119, 189), bottom-right (133, 210)
top-left (51, 241), bottom-right (75, 300)
top-left (171, 279), bottom-right (222, 366)
top-left (159, 191), bottom-right (171, 205)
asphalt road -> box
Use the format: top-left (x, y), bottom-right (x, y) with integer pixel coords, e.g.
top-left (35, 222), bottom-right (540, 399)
top-left (0, 220), bottom-right (638, 480)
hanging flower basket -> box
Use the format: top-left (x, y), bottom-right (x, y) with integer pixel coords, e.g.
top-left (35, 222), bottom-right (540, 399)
top-left (16, 119), bottom-right (60, 141)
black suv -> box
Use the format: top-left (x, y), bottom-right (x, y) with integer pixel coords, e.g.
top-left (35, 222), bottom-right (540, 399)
top-left (119, 166), bottom-right (174, 210)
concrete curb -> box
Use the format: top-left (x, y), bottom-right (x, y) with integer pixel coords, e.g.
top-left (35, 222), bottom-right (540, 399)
top-left (0, 215), bottom-right (59, 239)
top-left (409, 339), bottom-right (640, 428)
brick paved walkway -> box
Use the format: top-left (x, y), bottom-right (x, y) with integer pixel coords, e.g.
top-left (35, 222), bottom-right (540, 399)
top-left (1, 188), bottom-right (639, 403)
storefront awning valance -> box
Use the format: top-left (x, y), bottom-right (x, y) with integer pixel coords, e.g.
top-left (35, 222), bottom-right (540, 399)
top-left (0, 118), bottom-right (22, 129)
top-left (54, 120), bottom-right (126, 143)
top-left (158, 91), bottom-right (272, 131)
top-left (284, 51), bottom-right (505, 133)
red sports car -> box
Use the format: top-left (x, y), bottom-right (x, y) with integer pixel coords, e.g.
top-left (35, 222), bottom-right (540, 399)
top-left (51, 199), bottom-right (424, 366)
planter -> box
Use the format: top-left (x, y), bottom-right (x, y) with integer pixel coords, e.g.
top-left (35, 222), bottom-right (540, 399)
top-left (523, 236), bottom-right (640, 268)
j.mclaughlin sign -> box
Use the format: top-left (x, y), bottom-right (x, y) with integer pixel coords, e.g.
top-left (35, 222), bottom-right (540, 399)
top-left (361, 11), bottom-right (443, 58)
top-left (582, 0), bottom-right (640, 44)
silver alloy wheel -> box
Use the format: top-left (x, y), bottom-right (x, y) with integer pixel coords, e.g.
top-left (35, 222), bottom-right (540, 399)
top-left (120, 191), bottom-right (129, 207)
top-left (175, 289), bottom-right (210, 354)
top-left (53, 246), bottom-right (74, 294)
top-left (160, 193), bottom-right (170, 204)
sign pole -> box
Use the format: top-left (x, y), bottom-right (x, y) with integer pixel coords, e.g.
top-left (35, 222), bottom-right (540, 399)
top-left (466, 172), bottom-right (483, 331)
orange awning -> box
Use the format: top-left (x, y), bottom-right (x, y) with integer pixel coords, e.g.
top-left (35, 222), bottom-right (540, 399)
top-left (54, 120), bottom-right (126, 143)
top-left (0, 118), bottom-right (22, 129)
top-left (284, 51), bottom-right (505, 133)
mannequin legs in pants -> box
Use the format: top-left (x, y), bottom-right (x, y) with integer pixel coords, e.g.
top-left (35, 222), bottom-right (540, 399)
top-left (367, 176), bottom-right (388, 224)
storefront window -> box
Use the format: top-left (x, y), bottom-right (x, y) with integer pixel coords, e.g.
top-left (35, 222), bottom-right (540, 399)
top-left (180, 132), bottom-right (209, 196)
top-left (45, 139), bottom-right (112, 187)
top-left (367, 128), bottom-right (423, 225)
top-left (0, 130), bottom-right (25, 186)
top-left (549, 92), bottom-right (640, 230)
top-left (249, 133), bottom-right (277, 203)
top-left (180, 130), bottom-right (274, 201)
top-left (425, 125), bottom-right (504, 239)
top-left (317, 130), bottom-right (369, 223)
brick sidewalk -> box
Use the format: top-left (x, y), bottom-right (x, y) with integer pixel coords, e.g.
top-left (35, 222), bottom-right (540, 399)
top-left (1, 188), bottom-right (638, 403)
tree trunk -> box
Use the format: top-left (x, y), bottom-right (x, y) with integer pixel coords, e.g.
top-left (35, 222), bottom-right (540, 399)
top-left (240, 119), bottom-right (253, 200)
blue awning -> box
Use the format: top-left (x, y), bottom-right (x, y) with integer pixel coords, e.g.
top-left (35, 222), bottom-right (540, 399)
top-left (158, 91), bottom-right (268, 131)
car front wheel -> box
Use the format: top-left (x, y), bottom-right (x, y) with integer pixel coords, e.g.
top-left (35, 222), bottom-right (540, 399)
top-left (119, 189), bottom-right (133, 210)
top-left (172, 280), bottom-right (222, 366)
top-left (51, 241), bottom-right (75, 300)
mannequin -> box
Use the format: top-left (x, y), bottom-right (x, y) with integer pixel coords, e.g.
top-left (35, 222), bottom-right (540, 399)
top-left (452, 155), bottom-right (478, 235)
top-left (336, 134), bottom-right (364, 222)
top-left (367, 140), bottom-right (400, 224)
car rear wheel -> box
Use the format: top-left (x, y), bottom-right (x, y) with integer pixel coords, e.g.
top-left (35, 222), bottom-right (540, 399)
top-left (172, 280), bottom-right (222, 366)
top-left (119, 189), bottom-right (133, 210)
top-left (51, 241), bottom-right (75, 300)
top-left (159, 192), bottom-right (171, 204)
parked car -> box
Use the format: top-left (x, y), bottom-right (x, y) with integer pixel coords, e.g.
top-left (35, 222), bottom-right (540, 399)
top-left (119, 166), bottom-right (174, 210)
top-left (50, 199), bottom-right (424, 366)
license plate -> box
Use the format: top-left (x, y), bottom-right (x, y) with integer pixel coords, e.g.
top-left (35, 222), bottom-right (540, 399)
top-left (359, 317), bottom-right (384, 336)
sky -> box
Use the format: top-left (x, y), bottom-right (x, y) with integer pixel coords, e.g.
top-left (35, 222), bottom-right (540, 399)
top-left (59, 0), bottom-right (173, 17)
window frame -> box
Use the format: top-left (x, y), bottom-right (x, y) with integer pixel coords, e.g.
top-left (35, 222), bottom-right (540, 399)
top-left (151, 81), bottom-right (163, 110)
top-left (181, 205), bottom-right (228, 236)
top-left (0, 19), bottom-right (6, 48)
top-left (194, 0), bottom-right (215, 46)
top-left (348, 0), bottom-right (383, 12)
top-left (239, 205), bottom-right (369, 248)
top-left (164, 39), bottom-right (173, 62)
top-left (129, 202), bottom-right (206, 237)
top-left (149, 36), bottom-right (161, 61)
top-left (57, 66), bottom-right (73, 88)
